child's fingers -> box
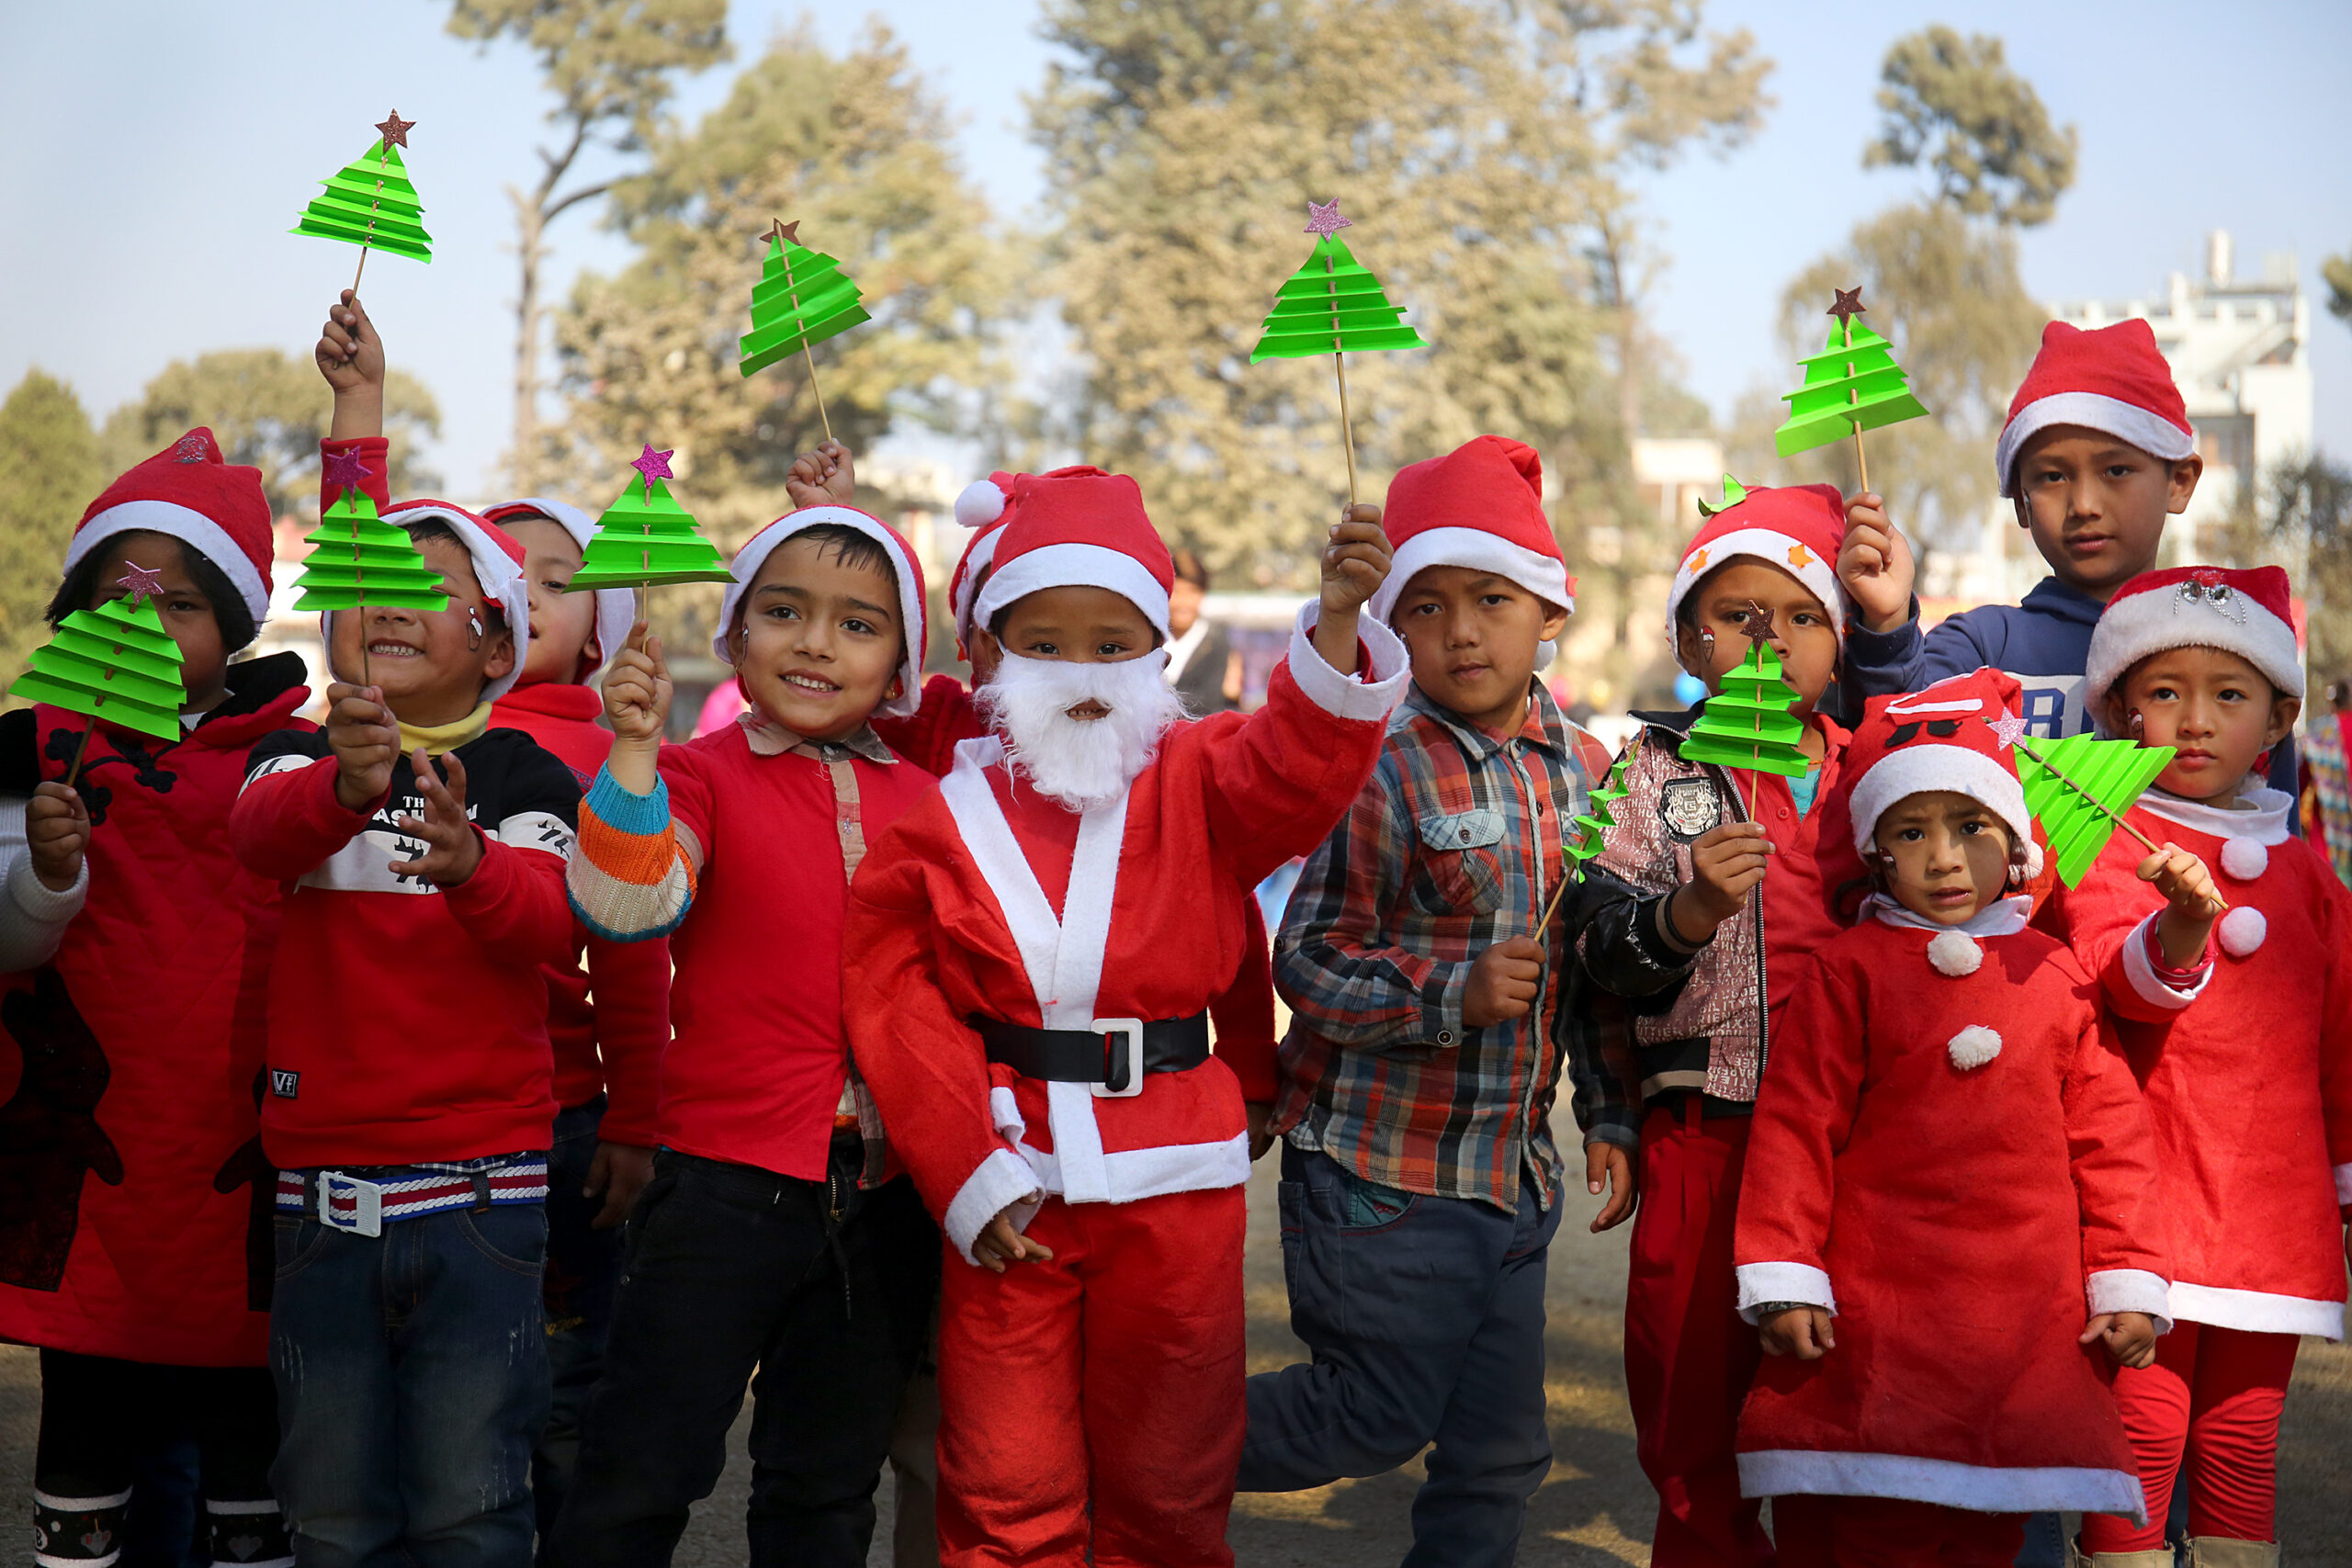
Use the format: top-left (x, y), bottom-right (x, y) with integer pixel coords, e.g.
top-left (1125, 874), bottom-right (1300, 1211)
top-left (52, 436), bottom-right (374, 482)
top-left (440, 751), bottom-right (469, 812)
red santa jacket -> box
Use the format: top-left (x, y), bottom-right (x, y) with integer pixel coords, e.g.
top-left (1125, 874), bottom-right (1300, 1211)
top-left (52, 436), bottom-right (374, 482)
top-left (2041, 786), bottom-right (2352, 1339)
top-left (1734, 905), bottom-right (2168, 1520)
top-left (845, 612), bottom-right (1407, 1261)
top-left (0, 656), bottom-right (311, 1366)
top-left (872, 671), bottom-right (1282, 1100)
top-left (489, 681), bottom-right (669, 1144)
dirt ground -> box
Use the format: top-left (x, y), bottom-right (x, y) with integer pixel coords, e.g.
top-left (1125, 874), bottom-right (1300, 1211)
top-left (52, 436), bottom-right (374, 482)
top-left (5, 1147), bottom-right (2348, 1565)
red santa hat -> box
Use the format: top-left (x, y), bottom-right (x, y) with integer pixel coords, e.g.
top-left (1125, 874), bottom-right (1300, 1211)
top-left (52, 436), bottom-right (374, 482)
top-left (949, 470), bottom-right (1019, 658)
top-left (1662, 483), bottom-right (1850, 647)
top-left (2084, 565), bottom-right (2304, 719)
top-left (334, 502), bottom-right (535, 702)
top-left (481, 497), bottom-right (635, 682)
top-left (66, 428), bottom-right (274, 628)
top-left (714, 505), bottom-right (930, 718)
top-left (1994, 320), bottom-right (2195, 499)
top-left (970, 467), bottom-right (1174, 639)
top-left (1841, 669), bottom-right (2037, 862)
top-left (1365, 436), bottom-right (1576, 660)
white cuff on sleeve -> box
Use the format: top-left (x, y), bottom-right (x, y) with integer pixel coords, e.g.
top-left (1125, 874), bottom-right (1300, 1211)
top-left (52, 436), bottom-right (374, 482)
top-left (943, 1146), bottom-right (1045, 1267)
top-left (1736, 1261), bottom-right (1836, 1324)
top-left (2119, 912), bottom-right (2206, 1011)
top-left (1286, 604), bottom-right (1410, 722)
top-left (0, 848), bottom-right (87, 969)
top-left (2087, 1269), bottom-right (2174, 1334)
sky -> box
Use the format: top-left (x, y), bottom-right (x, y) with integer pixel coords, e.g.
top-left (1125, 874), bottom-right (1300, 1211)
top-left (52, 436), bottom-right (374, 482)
top-left (4, 0), bottom-right (2347, 503)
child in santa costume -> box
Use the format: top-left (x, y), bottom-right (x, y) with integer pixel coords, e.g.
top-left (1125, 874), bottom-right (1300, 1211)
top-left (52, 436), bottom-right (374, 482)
top-left (1837, 317), bottom-right (2297, 801)
top-left (553, 502), bottom-right (942, 1568)
top-left (1567, 482), bottom-right (1860, 1566)
top-left (1736, 667), bottom-right (2171, 1563)
top-left (2048, 566), bottom-right (2349, 1567)
top-left (0, 430), bottom-right (309, 1568)
top-left (1238, 435), bottom-right (1618, 1565)
top-left (842, 469), bottom-right (1408, 1567)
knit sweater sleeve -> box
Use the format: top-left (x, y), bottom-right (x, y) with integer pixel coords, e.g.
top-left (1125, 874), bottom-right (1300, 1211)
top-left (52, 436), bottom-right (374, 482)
top-left (0, 794), bottom-right (86, 972)
top-left (1732, 953), bottom-right (1862, 1320)
top-left (568, 751), bottom-right (706, 942)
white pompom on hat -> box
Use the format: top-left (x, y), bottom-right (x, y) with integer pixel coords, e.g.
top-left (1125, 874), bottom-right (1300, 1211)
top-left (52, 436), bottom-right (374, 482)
top-left (949, 471), bottom-right (1019, 659)
top-left (481, 497), bottom-right (635, 682)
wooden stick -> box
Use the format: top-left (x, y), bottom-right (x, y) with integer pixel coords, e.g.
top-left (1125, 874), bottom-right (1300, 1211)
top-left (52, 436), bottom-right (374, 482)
top-left (62, 723), bottom-right (95, 789)
top-left (1333, 351), bottom-right (1360, 507)
top-left (1841, 317), bottom-right (1871, 493)
top-left (2012, 736), bottom-right (2224, 910)
top-left (1539, 852), bottom-right (1580, 929)
top-left (777, 245), bottom-right (834, 444)
top-left (352, 246), bottom-right (369, 297)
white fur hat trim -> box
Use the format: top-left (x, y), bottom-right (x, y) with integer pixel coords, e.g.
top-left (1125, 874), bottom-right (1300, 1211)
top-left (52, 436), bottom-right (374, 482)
top-left (2218, 906), bottom-right (2267, 958)
top-left (954, 479), bottom-right (1007, 529)
top-left (1927, 931), bottom-right (1984, 977)
top-left (2219, 837), bottom-right (2268, 882)
top-left (1947, 1026), bottom-right (2003, 1071)
top-left (2020, 840), bottom-right (2045, 880)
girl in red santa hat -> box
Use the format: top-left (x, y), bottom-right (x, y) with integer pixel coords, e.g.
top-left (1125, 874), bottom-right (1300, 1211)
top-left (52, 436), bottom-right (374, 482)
top-left (0, 427), bottom-right (311, 1568)
top-left (2049, 565), bottom-right (2351, 1568)
top-left (1736, 668), bottom-right (2173, 1565)
top-left (842, 473), bottom-right (1408, 1568)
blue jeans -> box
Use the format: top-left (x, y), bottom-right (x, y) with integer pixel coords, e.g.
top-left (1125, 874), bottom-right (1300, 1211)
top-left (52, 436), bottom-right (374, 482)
top-left (269, 1197), bottom-right (549, 1568)
top-left (536, 1099), bottom-right (622, 1560)
top-left (1238, 1145), bottom-right (1561, 1568)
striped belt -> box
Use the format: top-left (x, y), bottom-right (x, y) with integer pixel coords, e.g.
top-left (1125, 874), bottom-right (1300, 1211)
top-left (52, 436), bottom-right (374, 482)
top-left (275, 1158), bottom-right (549, 1237)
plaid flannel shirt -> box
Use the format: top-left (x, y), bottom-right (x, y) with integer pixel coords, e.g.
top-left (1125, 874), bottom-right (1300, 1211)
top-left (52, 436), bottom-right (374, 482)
top-left (1271, 682), bottom-right (1621, 1211)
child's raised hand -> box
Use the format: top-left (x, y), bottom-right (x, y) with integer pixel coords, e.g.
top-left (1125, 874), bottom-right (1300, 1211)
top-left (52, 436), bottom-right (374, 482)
top-left (1676, 821), bottom-right (1774, 936)
top-left (325, 682), bottom-right (400, 811)
top-left (786, 441), bottom-right (855, 509)
top-left (973, 1203), bottom-right (1054, 1275)
top-left (2139, 843), bottom-right (2224, 970)
top-left (24, 783), bottom-right (91, 893)
top-left (2082, 1310), bottom-right (2157, 1371)
top-left (603, 622), bottom-right (672, 750)
top-left (1837, 491), bottom-right (1914, 635)
top-left (390, 749), bottom-right (483, 887)
top-left (1759, 1305), bottom-right (1836, 1360)
top-left (1463, 935), bottom-right (1545, 1028)
top-left (1320, 503), bottom-right (1393, 616)
top-left (315, 290), bottom-right (385, 398)
top-left (1585, 1141), bottom-right (1637, 1233)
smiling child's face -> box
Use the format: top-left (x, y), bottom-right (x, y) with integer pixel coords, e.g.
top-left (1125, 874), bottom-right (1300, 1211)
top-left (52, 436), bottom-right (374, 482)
top-left (2106, 644), bottom-right (2300, 808)
top-left (1874, 790), bottom-right (2014, 926)
top-left (327, 534), bottom-right (512, 727)
top-left (729, 534), bottom-right (904, 742)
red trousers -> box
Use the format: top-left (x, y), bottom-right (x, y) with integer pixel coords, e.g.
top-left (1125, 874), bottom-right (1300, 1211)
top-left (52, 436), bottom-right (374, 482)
top-left (1771, 1495), bottom-right (2021, 1568)
top-left (936, 1185), bottom-right (1246, 1568)
top-left (1626, 1102), bottom-right (1773, 1567)
top-left (2077, 1321), bottom-right (2300, 1551)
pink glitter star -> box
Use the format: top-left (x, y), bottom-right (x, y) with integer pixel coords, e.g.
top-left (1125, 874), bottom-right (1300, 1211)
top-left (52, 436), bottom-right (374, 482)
top-left (322, 447), bottom-right (375, 488)
top-left (1303, 200), bottom-right (1352, 239)
top-left (1988, 713), bottom-right (2028, 749)
top-left (117, 564), bottom-right (166, 608)
top-left (630, 443), bottom-right (675, 498)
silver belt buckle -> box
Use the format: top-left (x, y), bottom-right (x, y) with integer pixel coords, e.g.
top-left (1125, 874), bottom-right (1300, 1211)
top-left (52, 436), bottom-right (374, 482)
top-left (1091, 1017), bottom-right (1146, 1098)
top-left (318, 1171), bottom-right (385, 1237)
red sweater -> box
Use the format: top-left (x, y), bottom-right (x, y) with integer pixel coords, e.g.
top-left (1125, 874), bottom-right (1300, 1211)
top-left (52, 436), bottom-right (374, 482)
top-left (231, 729), bottom-right (580, 1168)
top-left (490, 682), bottom-right (669, 1141)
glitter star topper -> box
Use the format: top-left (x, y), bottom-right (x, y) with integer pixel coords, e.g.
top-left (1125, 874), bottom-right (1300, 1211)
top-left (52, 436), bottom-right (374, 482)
top-left (117, 565), bottom-right (166, 608)
top-left (1827, 286), bottom-right (1866, 325)
top-left (1989, 712), bottom-right (2029, 749)
top-left (630, 443), bottom-right (676, 498)
top-left (322, 447), bottom-right (375, 488)
top-left (766, 218), bottom-right (801, 247)
top-left (1303, 199), bottom-right (1352, 238)
top-left (375, 110), bottom-right (415, 150)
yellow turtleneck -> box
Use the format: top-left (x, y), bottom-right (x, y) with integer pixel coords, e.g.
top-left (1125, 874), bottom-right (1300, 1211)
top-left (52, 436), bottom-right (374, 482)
top-left (399, 701), bottom-right (493, 758)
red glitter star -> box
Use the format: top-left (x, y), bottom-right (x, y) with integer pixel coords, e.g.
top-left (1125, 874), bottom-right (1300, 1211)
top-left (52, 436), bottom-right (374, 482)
top-left (630, 443), bottom-right (676, 498)
top-left (1303, 200), bottom-right (1352, 239)
top-left (1827, 287), bottom-right (1867, 326)
top-left (117, 564), bottom-right (166, 608)
top-left (375, 111), bottom-right (416, 150)
top-left (322, 448), bottom-right (376, 488)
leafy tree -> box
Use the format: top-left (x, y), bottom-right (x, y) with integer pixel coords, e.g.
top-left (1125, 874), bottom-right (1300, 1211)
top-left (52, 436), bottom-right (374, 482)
top-left (1865, 26), bottom-right (2076, 228)
top-left (2268, 452), bottom-right (2352, 682)
top-left (445, 0), bottom-right (729, 491)
top-left (2323, 249), bottom-right (2352, 329)
top-left (0, 371), bottom-right (107, 700)
top-left (98, 350), bottom-right (441, 522)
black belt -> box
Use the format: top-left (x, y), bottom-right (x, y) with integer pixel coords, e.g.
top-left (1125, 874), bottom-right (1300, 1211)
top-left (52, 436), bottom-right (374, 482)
top-left (978, 1012), bottom-right (1210, 1094)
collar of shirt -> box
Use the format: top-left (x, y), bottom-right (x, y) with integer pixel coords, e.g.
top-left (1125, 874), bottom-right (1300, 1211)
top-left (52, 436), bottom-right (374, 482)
top-left (2019, 574), bottom-right (2108, 627)
top-left (736, 709), bottom-right (897, 766)
top-left (1863, 890), bottom-right (2034, 936)
top-left (1402, 679), bottom-right (1570, 763)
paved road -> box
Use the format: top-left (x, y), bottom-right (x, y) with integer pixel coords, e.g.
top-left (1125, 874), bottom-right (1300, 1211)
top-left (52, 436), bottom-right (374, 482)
top-left (6, 1148), bottom-right (2347, 1564)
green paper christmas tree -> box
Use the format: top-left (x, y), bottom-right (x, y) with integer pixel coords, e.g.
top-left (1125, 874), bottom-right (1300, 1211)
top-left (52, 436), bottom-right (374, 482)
top-left (1695, 474), bottom-right (1747, 519)
top-left (10, 578), bottom-right (188, 742)
top-left (291, 491), bottom-right (450, 612)
top-left (1566, 750), bottom-right (1635, 863)
top-left (568, 450), bottom-right (733, 590)
top-left (2011, 732), bottom-right (2177, 886)
top-left (1776, 291), bottom-right (1928, 459)
top-left (1679, 634), bottom-right (1811, 780)
top-left (1249, 233), bottom-right (1426, 363)
top-left (739, 222), bottom-right (871, 378)
top-left (292, 120), bottom-right (433, 265)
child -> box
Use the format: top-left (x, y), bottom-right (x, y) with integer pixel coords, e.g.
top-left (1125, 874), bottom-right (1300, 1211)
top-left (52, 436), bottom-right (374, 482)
top-left (0, 431), bottom-right (305, 1568)
top-left (552, 502), bottom-right (943, 1568)
top-left (1839, 318), bottom-right (2298, 801)
top-left (1569, 483), bottom-right (1858, 1566)
top-left (842, 467), bottom-right (1407, 1568)
top-left (2050, 566), bottom-right (2349, 1566)
top-left (1736, 669), bottom-right (2171, 1562)
top-left (1238, 435), bottom-right (1618, 1563)
top-left (477, 493), bottom-right (670, 1550)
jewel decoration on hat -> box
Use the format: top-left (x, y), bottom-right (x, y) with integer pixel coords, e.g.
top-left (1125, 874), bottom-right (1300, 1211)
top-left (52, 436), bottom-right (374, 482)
top-left (1775, 287), bottom-right (1928, 492)
top-left (292, 490), bottom-right (450, 614)
top-left (739, 218), bottom-right (871, 444)
top-left (568, 447), bottom-right (733, 591)
top-left (1694, 474), bottom-right (1747, 519)
top-left (10, 581), bottom-right (191, 745)
top-left (293, 118), bottom-right (433, 292)
top-left (2009, 732), bottom-right (2176, 887)
top-left (1250, 200), bottom-right (1426, 505)
top-left (1679, 605), bottom-right (1811, 781)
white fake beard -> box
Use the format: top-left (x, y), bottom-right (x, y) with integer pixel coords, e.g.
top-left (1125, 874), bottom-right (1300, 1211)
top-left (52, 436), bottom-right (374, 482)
top-left (975, 649), bottom-right (1188, 813)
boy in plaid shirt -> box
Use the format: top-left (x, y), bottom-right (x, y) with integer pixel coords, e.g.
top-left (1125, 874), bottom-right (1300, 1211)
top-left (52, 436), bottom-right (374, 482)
top-left (1238, 437), bottom-right (1622, 1567)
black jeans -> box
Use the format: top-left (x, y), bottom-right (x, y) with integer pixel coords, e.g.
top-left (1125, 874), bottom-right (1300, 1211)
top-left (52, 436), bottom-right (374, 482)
top-left (548, 1143), bottom-right (940, 1568)
top-left (535, 1096), bottom-right (623, 1562)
